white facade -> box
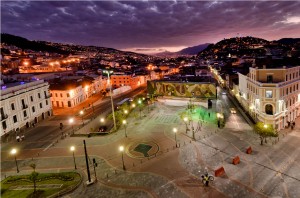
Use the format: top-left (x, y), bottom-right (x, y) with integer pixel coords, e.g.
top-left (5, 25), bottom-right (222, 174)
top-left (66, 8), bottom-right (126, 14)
top-left (51, 85), bottom-right (85, 108)
top-left (246, 66), bottom-right (300, 130)
top-left (1, 80), bottom-right (52, 136)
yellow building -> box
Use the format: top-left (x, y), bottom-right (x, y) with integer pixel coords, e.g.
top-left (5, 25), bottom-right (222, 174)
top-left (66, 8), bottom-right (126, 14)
top-left (247, 65), bottom-right (300, 130)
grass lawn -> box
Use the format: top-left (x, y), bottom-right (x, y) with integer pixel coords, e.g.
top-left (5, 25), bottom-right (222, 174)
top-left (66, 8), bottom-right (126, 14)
top-left (1, 172), bottom-right (81, 198)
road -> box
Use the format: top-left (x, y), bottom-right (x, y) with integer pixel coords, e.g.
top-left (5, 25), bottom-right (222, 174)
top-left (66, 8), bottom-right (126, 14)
top-left (1, 86), bottom-right (147, 155)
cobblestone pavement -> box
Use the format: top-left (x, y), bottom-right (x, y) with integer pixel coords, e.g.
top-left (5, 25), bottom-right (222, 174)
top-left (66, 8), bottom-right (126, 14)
top-left (2, 100), bottom-right (300, 198)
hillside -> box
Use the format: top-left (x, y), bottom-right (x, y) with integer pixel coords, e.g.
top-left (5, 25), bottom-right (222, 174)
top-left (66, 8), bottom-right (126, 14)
top-left (1, 33), bottom-right (68, 54)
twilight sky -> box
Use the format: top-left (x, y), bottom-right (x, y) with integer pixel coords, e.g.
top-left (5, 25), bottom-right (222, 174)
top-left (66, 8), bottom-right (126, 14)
top-left (1, 1), bottom-right (300, 54)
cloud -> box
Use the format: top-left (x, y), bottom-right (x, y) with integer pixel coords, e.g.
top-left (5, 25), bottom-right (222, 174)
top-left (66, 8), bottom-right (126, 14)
top-left (1, 1), bottom-right (300, 50)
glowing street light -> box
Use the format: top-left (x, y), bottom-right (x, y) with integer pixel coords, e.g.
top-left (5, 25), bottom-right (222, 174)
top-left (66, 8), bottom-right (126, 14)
top-left (132, 103), bottom-right (136, 108)
top-left (173, 128), bottom-right (178, 148)
top-left (264, 124), bottom-right (268, 129)
top-left (103, 70), bottom-right (116, 131)
top-left (119, 146), bottom-right (126, 170)
top-left (10, 148), bottom-right (19, 173)
top-left (70, 146), bottom-right (77, 169)
top-left (124, 110), bottom-right (128, 114)
top-left (100, 118), bottom-right (105, 123)
top-left (69, 118), bottom-right (74, 134)
top-left (79, 110), bottom-right (84, 126)
top-left (123, 120), bottom-right (127, 138)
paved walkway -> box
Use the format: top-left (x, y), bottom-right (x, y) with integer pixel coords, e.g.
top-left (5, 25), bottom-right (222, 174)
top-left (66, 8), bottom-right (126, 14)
top-left (2, 99), bottom-right (300, 198)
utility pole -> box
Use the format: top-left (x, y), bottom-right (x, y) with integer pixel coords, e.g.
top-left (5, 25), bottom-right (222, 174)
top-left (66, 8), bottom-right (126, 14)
top-left (83, 140), bottom-right (91, 183)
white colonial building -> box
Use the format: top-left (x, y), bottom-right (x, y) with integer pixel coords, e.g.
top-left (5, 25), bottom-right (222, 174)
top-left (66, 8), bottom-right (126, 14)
top-left (0, 80), bottom-right (52, 136)
top-left (238, 65), bottom-right (300, 130)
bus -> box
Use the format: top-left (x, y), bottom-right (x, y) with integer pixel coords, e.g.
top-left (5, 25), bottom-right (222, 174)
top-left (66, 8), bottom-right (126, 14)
top-left (116, 98), bottom-right (131, 109)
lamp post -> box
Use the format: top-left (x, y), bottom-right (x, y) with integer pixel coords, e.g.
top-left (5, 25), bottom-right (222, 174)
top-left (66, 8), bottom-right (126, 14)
top-left (70, 146), bottom-right (77, 170)
top-left (10, 148), bottom-right (19, 173)
top-left (264, 124), bottom-right (268, 129)
top-left (124, 109), bottom-right (128, 115)
top-left (173, 128), bottom-right (178, 147)
top-left (69, 118), bottom-right (74, 134)
top-left (138, 99), bottom-right (142, 119)
top-left (183, 117), bottom-right (188, 133)
top-left (119, 146), bottom-right (126, 170)
top-left (122, 120), bottom-right (127, 138)
top-left (79, 110), bottom-right (84, 126)
top-left (103, 70), bottom-right (116, 131)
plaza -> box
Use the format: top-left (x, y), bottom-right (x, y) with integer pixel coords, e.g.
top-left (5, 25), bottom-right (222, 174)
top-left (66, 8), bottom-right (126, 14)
top-left (1, 92), bottom-right (300, 198)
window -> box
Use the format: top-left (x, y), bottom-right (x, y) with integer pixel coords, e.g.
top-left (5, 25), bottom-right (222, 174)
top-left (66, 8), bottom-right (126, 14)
top-left (46, 100), bottom-right (48, 105)
top-left (13, 115), bottom-right (17, 123)
top-left (23, 110), bottom-right (27, 117)
top-left (38, 93), bottom-right (41, 98)
top-left (55, 93), bottom-right (58, 97)
top-left (30, 96), bottom-right (33, 102)
top-left (67, 93), bottom-right (70, 97)
top-left (267, 75), bottom-right (273, 83)
top-left (40, 103), bottom-right (43, 108)
top-left (44, 91), bottom-right (47, 98)
top-left (68, 101), bottom-right (71, 107)
top-left (265, 104), bottom-right (273, 115)
top-left (266, 90), bottom-right (273, 98)
top-left (2, 121), bottom-right (7, 130)
top-left (32, 106), bottom-right (35, 113)
top-left (11, 103), bottom-right (15, 110)
top-left (60, 93), bottom-right (63, 97)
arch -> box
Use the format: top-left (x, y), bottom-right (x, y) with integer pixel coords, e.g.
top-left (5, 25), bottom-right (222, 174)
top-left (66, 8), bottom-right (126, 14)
top-left (265, 104), bottom-right (273, 115)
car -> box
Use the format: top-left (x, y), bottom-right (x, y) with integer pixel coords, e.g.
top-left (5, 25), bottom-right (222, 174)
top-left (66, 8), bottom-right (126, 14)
top-left (230, 108), bottom-right (237, 114)
top-left (99, 126), bottom-right (107, 132)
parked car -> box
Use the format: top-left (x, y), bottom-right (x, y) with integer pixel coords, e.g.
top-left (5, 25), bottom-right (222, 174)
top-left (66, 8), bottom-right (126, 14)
top-left (230, 108), bottom-right (237, 114)
top-left (99, 126), bottom-right (107, 132)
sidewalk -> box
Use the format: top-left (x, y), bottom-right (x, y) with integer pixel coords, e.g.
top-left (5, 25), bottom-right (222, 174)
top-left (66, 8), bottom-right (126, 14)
top-left (53, 92), bottom-right (105, 116)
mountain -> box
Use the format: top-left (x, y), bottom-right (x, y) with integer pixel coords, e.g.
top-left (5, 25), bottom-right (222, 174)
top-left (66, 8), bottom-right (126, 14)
top-left (1, 33), bottom-right (67, 54)
top-left (276, 38), bottom-right (300, 45)
top-left (154, 43), bottom-right (211, 57)
top-left (198, 36), bottom-right (270, 58)
top-left (177, 43), bottom-right (211, 55)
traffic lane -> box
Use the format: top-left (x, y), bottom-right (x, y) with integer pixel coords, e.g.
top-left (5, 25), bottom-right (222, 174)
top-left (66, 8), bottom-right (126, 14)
top-left (82, 86), bottom-right (146, 120)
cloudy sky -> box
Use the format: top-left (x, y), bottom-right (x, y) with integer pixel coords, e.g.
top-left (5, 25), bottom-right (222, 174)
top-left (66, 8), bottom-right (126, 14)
top-left (1, 1), bottom-right (300, 54)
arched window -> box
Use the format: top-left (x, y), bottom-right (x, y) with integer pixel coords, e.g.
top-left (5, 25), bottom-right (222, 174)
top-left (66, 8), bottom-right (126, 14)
top-left (265, 104), bottom-right (273, 115)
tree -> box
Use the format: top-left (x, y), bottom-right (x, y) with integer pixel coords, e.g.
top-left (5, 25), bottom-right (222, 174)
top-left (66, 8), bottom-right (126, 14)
top-left (29, 163), bottom-right (39, 195)
top-left (254, 122), bottom-right (278, 145)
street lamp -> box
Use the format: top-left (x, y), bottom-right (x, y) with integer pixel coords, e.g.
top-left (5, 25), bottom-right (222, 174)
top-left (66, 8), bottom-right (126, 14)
top-left (100, 118), bottom-right (105, 123)
top-left (124, 110), bottom-right (128, 115)
top-left (183, 117), bottom-right (188, 133)
top-left (122, 120), bottom-right (127, 138)
top-left (138, 99), bottom-right (142, 119)
top-left (70, 146), bottom-right (77, 170)
top-left (119, 146), bottom-right (126, 170)
top-left (173, 128), bottom-right (178, 148)
top-left (79, 110), bottom-right (84, 126)
top-left (10, 148), bottom-right (19, 173)
top-left (132, 103), bottom-right (136, 108)
top-left (103, 70), bottom-right (117, 131)
top-left (69, 118), bottom-right (74, 134)
top-left (264, 124), bottom-right (268, 129)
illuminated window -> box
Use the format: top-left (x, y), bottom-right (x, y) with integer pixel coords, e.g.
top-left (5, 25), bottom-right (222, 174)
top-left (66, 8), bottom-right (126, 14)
top-left (266, 90), bottom-right (272, 98)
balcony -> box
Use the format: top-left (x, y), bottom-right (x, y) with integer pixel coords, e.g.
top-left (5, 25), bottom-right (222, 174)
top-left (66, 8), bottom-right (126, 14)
top-left (22, 104), bottom-right (28, 109)
top-left (1, 114), bottom-right (8, 121)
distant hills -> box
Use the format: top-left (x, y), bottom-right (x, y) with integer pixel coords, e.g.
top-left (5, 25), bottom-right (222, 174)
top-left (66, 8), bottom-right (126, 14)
top-left (197, 36), bottom-right (300, 58)
top-left (0, 33), bottom-right (149, 58)
top-left (155, 43), bottom-right (211, 57)
top-left (1, 33), bottom-right (68, 54)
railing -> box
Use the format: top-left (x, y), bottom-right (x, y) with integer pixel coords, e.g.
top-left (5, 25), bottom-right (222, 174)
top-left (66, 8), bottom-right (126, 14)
top-left (22, 104), bottom-right (28, 109)
top-left (1, 114), bottom-right (8, 121)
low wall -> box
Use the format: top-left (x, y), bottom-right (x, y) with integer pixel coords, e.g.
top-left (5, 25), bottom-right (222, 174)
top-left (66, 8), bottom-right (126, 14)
top-left (158, 98), bottom-right (208, 108)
